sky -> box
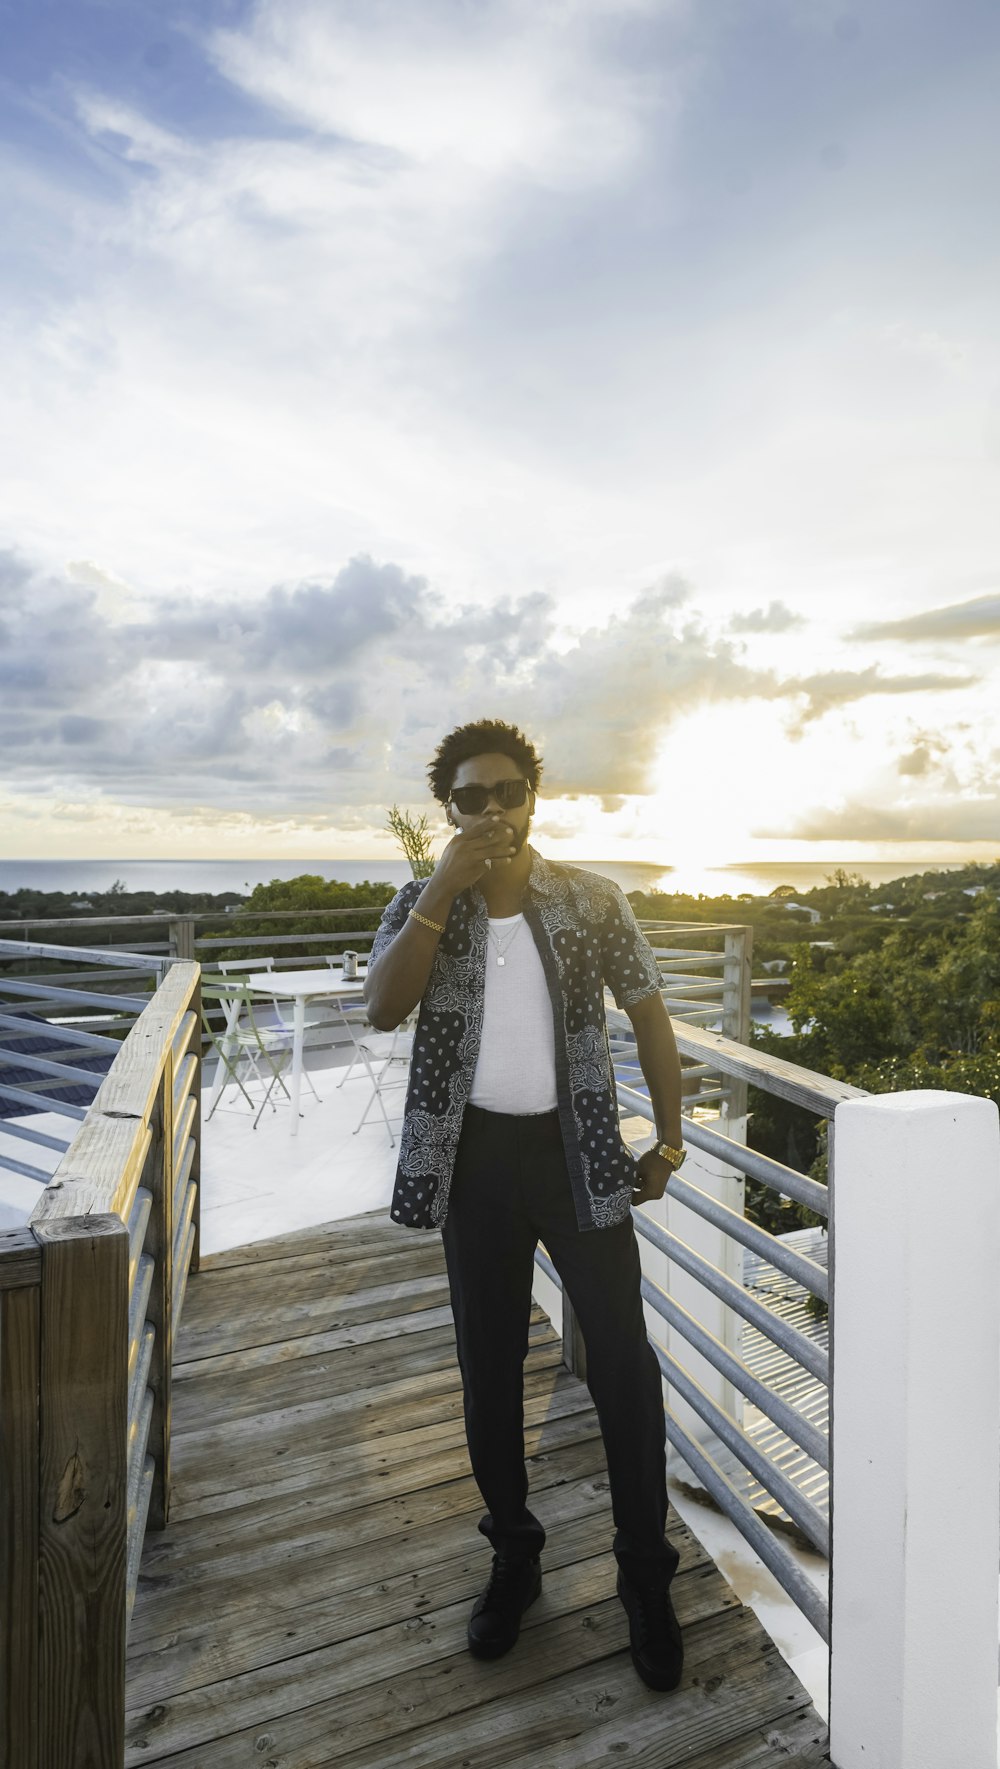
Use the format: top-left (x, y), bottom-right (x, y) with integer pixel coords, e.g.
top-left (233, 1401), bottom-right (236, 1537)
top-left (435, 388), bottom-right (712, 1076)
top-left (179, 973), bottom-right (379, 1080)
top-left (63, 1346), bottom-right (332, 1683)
top-left (2, 0), bottom-right (999, 870)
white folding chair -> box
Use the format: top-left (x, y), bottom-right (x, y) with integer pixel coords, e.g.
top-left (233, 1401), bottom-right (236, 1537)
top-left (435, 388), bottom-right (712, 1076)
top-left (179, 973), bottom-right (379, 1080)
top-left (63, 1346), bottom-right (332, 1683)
top-left (218, 957), bottom-right (324, 1105)
top-left (201, 977), bottom-right (294, 1129)
top-left (352, 1025), bottom-right (414, 1147)
top-left (323, 955), bottom-right (372, 1088)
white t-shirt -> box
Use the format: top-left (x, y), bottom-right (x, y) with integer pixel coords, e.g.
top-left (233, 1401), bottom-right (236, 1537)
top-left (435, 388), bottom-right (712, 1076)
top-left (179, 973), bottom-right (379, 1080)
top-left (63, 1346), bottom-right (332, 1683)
top-left (469, 915), bottom-right (558, 1114)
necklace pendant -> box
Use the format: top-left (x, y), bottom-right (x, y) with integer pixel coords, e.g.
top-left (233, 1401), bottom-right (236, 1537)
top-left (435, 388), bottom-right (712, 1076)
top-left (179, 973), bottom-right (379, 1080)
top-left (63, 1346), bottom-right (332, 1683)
top-left (496, 955), bottom-right (506, 966)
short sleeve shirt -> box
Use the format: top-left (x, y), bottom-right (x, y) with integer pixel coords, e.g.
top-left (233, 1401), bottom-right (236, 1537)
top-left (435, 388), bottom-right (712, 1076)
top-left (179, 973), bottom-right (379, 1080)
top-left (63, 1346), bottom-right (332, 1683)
top-left (369, 849), bottom-right (662, 1233)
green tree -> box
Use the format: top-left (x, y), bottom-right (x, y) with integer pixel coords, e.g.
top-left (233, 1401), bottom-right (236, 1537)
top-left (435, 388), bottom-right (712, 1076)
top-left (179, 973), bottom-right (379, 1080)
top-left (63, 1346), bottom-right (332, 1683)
top-left (222, 875), bottom-right (398, 963)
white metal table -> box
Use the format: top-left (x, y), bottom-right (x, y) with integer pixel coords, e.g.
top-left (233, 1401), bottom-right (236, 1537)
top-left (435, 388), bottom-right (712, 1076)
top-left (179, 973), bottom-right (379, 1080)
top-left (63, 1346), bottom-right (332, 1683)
top-left (247, 967), bottom-right (367, 1135)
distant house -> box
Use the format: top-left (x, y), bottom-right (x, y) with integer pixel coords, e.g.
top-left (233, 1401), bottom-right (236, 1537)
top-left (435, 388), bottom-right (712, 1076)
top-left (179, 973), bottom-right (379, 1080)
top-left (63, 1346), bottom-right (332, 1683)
top-left (781, 902), bottom-right (822, 924)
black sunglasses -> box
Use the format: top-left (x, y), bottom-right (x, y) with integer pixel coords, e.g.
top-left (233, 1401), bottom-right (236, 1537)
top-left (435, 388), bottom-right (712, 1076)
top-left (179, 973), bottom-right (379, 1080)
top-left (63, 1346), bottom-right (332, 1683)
top-left (450, 777), bottom-right (530, 815)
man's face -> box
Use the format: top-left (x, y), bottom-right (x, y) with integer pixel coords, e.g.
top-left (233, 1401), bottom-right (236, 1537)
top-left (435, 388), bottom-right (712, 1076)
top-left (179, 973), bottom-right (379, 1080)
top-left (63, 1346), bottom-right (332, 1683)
top-left (448, 750), bottom-right (535, 855)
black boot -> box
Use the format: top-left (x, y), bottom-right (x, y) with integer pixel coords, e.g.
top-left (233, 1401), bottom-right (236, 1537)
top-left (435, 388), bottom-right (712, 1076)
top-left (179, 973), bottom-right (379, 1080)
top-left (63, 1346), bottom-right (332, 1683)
top-left (467, 1554), bottom-right (542, 1659)
top-left (616, 1568), bottom-right (684, 1691)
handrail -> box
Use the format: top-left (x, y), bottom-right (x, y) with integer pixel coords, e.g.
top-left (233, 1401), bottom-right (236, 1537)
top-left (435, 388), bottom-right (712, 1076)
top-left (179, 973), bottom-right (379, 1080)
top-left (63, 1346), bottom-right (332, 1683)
top-left (538, 1000), bottom-right (855, 1642)
top-left (0, 952), bottom-right (201, 1769)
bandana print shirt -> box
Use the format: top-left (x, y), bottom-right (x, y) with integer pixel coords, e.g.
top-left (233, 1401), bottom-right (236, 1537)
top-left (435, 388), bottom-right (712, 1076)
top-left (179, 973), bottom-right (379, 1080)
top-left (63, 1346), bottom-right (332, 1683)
top-left (369, 849), bottom-right (663, 1233)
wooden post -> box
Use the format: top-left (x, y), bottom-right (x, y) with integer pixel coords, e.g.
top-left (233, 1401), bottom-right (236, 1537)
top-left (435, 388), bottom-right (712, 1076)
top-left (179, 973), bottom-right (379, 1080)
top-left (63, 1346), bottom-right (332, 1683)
top-left (169, 916), bottom-right (196, 961)
top-left (34, 1215), bottom-right (129, 1769)
top-left (561, 1294), bottom-right (587, 1383)
top-left (145, 1053), bottom-right (175, 1530)
top-left (1, 1231), bottom-right (42, 1769)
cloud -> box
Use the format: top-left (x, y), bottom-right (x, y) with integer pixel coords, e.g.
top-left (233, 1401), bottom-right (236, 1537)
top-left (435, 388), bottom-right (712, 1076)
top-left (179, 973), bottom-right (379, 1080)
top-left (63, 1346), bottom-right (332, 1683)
top-left (776, 795), bottom-right (1000, 845)
top-left (207, 0), bottom-right (664, 189)
top-left (779, 665), bottom-right (978, 732)
top-left (3, 545), bottom-right (983, 824)
top-left (730, 600), bottom-right (804, 634)
top-left (850, 593), bottom-right (1000, 643)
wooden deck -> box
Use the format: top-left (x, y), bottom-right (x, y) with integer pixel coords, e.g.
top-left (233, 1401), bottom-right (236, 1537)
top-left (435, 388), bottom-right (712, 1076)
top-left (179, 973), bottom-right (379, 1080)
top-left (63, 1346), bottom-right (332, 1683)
top-left (125, 1210), bottom-right (830, 1768)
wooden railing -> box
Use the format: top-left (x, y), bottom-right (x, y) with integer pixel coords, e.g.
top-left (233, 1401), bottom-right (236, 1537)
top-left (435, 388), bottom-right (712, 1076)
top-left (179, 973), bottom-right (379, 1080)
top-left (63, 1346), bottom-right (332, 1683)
top-left (0, 961), bottom-right (201, 1769)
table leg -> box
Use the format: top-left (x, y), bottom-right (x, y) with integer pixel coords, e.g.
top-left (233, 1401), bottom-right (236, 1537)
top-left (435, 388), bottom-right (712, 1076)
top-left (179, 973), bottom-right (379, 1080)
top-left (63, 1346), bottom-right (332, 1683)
top-left (290, 995), bottom-right (306, 1135)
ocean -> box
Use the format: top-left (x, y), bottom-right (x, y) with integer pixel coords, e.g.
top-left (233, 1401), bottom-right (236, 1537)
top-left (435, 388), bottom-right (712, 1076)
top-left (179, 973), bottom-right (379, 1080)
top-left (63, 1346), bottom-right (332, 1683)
top-left (0, 856), bottom-right (980, 900)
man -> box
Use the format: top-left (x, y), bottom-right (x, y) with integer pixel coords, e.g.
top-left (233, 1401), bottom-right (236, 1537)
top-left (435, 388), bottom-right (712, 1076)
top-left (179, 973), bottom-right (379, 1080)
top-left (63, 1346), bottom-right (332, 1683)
top-left (365, 718), bottom-right (687, 1691)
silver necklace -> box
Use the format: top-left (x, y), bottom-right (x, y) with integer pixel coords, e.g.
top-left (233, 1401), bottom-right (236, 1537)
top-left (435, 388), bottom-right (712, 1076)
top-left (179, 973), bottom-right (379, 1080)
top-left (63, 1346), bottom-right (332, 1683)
top-left (487, 917), bottom-right (523, 967)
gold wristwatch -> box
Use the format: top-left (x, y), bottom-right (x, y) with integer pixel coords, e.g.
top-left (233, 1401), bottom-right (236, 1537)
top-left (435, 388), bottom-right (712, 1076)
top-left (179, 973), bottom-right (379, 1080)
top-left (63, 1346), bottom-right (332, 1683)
top-left (655, 1142), bottom-right (686, 1170)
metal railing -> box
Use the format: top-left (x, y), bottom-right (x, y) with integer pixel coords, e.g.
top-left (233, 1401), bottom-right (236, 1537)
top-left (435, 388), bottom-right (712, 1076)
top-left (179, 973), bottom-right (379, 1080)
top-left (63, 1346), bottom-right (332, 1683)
top-left (532, 1006), bottom-right (865, 1647)
top-left (0, 944), bottom-right (201, 1767)
top-left (0, 937), bottom-right (175, 1187)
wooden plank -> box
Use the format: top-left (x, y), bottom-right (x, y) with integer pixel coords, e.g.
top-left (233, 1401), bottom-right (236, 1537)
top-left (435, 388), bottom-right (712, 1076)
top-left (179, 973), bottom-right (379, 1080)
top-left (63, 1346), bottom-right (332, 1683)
top-left (169, 1339), bottom-right (566, 1472)
top-left (171, 1298), bottom-right (460, 1382)
top-left (170, 1315), bottom-right (558, 1430)
top-left (183, 1235), bottom-right (447, 1301)
top-left (178, 1241), bottom-right (447, 1323)
top-left (0, 1225), bottom-right (41, 1289)
top-left (0, 1271), bottom-right (41, 1769)
top-left (174, 1267), bottom-right (453, 1361)
top-left (655, 1707), bottom-right (830, 1767)
top-left (35, 1214), bottom-right (129, 1769)
top-left (132, 1428), bottom-right (612, 1634)
top-left (124, 1585), bottom-right (765, 1767)
top-left (121, 1215), bottom-right (826, 1769)
top-left (127, 1455), bottom-right (667, 1681)
top-left (160, 1374), bottom-right (602, 1531)
top-left (197, 1208), bottom-right (395, 1269)
top-left (303, 1608), bottom-right (817, 1769)
top-left (123, 1544), bottom-right (729, 1762)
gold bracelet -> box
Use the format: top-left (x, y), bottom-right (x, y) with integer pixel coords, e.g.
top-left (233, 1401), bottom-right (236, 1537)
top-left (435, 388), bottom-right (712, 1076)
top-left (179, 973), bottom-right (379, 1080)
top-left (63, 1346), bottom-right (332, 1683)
top-left (409, 908), bottom-right (445, 935)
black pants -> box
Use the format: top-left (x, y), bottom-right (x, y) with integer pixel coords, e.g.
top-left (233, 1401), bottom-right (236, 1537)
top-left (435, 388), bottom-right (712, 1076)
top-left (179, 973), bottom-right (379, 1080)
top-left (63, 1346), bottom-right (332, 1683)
top-left (441, 1103), bottom-right (680, 1589)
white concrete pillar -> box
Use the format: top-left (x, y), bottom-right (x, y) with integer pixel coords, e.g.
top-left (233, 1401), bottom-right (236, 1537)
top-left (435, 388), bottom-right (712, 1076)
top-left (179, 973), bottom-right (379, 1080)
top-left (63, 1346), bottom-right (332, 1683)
top-left (829, 1090), bottom-right (1000, 1769)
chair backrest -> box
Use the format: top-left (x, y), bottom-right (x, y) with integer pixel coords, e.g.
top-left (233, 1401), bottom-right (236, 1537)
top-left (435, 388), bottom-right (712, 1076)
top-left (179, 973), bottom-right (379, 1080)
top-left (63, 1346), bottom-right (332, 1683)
top-left (217, 957), bottom-right (275, 978)
top-left (199, 975), bottom-right (272, 1049)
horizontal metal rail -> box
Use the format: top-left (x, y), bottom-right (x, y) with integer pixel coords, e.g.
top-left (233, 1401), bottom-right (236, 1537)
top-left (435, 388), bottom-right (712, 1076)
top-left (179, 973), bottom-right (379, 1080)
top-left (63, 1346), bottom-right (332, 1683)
top-left (638, 1274), bottom-right (828, 1470)
top-left (0, 938), bottom-right (167, 973)
top-left (0, 1014), bottom-right (122, 1054)
top-left (0, 1147), bottom-right (52, 1182)
top-left (633, 1210), bottom-right (829, 1385)
top-left (0, 1082), bottom-right (88, 1121)
top-left (194, 930), bottom-right (379, 951)
top-left (661, 1174), bottom-right (828, 1303)
top-left (661, 1385), bottom-right (829, 1641)
top-left (680, 1115), bottom-right (829, 1218)
top-left (532, 1238), bottom-right (829, 1626)
top-left (0, 1049), bottom-right (107, 1088)
top-left (650, 1330), bottom-right (828, 1553)
top-left (0, 1118), bottom-right (72, 1154)
top-left (616, 1080), bottom-right (830, 1221)
top-left (0, 979), bottom-right (153, 1014)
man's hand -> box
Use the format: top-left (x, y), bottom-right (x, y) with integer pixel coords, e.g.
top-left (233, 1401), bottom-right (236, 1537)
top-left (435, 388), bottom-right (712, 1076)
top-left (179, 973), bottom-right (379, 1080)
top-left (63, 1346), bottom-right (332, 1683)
top-left (432, 813), bottom-right (517, 894)
top-left (630, 1146), bottom-right (679, 1207)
